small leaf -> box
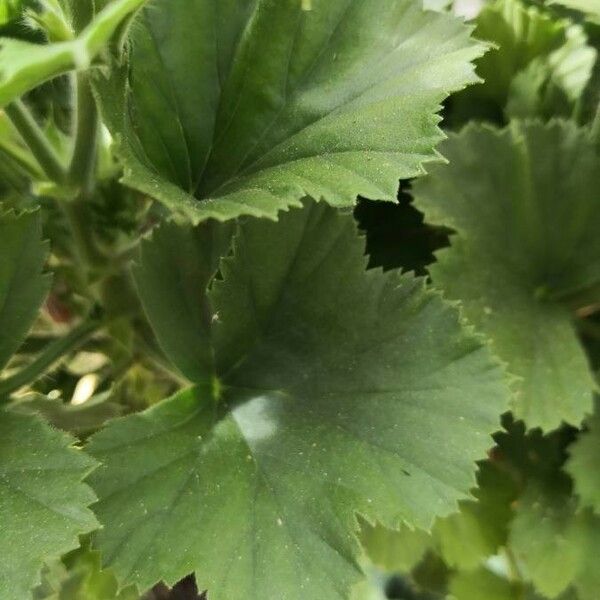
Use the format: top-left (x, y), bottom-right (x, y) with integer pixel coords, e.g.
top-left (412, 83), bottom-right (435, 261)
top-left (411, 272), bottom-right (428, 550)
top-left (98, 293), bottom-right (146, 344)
top-left (566, 398), bottom-right (600, 514)
top-left (11, 392), bottom-right (124, 436)
top-left (450, 568), bottom-right (519, 600)
top-left (509, 487), bottom-right (600, 600)
top-left (433, 461), bottom-right (517, 570)
top-left (548, 0), bottom-right (600, 23)
top-left (97, 0), bottom-right (485, 223)
top-left (0, 209), bottom-right (50, 372)
top-left (0, 409), bottom-right (99, 600)
top-left (89, 201), bottom-right (509, 598)
top-left (0, 0), bottom-right (148, 108)
top-left (360, 520), bottom-right (431, 574)
top-left (412, 121), bottom-right (599, 431)
top-left (448, 0), bottom-right (595, 125)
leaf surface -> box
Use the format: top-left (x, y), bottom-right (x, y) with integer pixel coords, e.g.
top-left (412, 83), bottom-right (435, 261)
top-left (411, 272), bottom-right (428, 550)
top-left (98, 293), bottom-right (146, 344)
top-left (566, 399), bottom-right (600, 514)
top-left (510, 487), bottom-right (600, 599)
top-left (97, 0), bottom-right (485, 223)
top-left (88, 201), bottom-right (509, 598)
top-left (413, 121), bottom-right (599, 430)
top-left (0, 209), bottom-right (50, 372)
top-left (0, 409), bottom-right (99, 600)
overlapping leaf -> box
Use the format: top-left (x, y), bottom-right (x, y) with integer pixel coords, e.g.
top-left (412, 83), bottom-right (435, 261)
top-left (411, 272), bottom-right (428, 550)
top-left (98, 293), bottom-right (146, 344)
top-left (0, 209), bottom-right (50, 372)
top-left (0, 0), bottom-right (148, 108)
top-left (447, 0), bottom-right (595, 125)
top-left (510, 488), bottom-right (600, 599)
top-left (96, 0), bottom-right (485, 223)
top-left (0, 409), bottom-right (99, 600)
top-left (566, 399), bottom-right (600, 514)
top-left (87, 201), bottom-right (509, 598)
top-left (413, 121), bottom-right (599, 431)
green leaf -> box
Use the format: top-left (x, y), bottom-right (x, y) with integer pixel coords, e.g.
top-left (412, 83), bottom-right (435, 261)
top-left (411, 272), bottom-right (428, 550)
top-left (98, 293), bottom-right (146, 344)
top-left (447, 0), bottom-right (595, 125)
top-left (0, 409), bottom-right (99, 600)
top-left (0, 0), bottom-right (22, 26)
top-left (133, 220), bottom-right (233, 383)
top-left (360, 520), bottom-right (431, 574)
top-left (509, 488), bottom-right (600, 600)
top-left (510, 487), bottom-right (584, 598)
top-left (11, 392), bottom-right (124, 437)
top-left (506, 25), bottom-right (596, 120)
top-left (35, 541), bottom-right (138, 600)
top-left (97, 0), bottom-right (485, 223)
top-left (0, 0), bottom-right (148, 108)
top-left (566, 398), bottom-right (600, 514)
top-left (433, 461), bottom-right (517, 570)
top-left (412, 121), bottom-right (599, 431)
top-left (548, 0), bottom-right (600, 23)
top-left (88, 201), bottom-right (509, 598)
top-left (0, 209), bottom-right (50, 372)
top-left (449, 568), bottom-right (519, 600)
top-left (573, 510), bottom-right (600, 600)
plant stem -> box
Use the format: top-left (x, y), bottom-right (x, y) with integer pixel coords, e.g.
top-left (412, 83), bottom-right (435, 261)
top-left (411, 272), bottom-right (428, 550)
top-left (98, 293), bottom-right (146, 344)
top-left (68, 73), bottom-right (99, 191)
top-left (61, 198), bottom-right (104, 271)
top-left (591, 102), bottom-right (600, 151)
top-left (4, 100), bottom-right (67, 183)
top-left (0, 318), bottom-right (103, 398)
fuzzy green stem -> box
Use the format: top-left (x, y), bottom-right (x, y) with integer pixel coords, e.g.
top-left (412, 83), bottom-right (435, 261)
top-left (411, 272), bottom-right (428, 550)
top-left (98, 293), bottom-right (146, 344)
top-left (0, 318), bottom-right (103, 398)
top-left (61, 199), bottom-right (104, 271)
top-left (591, 102), bottom-right (600, 151)
top-left (4, 100), bottom-right (67, 183)
top-left (68, 73), bottom-right (99, 191)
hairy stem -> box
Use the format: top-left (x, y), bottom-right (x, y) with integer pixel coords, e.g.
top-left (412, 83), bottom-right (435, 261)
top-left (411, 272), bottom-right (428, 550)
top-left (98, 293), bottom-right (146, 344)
top-left (68, 73), bottom-right (99, 191)
top-left (4, 100), bottom-right (67, 183)
top-left (0, 318), bottom-right (104, 398)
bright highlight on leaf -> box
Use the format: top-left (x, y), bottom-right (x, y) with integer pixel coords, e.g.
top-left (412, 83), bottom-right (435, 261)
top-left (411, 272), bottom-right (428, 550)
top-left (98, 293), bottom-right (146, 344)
top-left (413, 121), bottom-right (599, 431)
top-left (97, 0), bottom-right (485, 223)
top-left (88, 201), bottom-right (509, 598)
top-left (0, 409), bottom-right (99, 600)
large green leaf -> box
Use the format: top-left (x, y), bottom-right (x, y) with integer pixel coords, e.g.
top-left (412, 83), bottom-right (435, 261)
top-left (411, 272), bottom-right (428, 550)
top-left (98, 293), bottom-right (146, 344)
top-left (0, 0), bottom-right (148, 108)
top-left (0, 210), bottom-right (50, 372)
top-left (566, 399), bottom-right (600, 514)
top-left (412, 121), bottom-right (599, 431)
top-left (96, 0), bottom-right (485, 223)
top-left (0, 409), bottom-right (99, 600)
top-left (88, 201), bottom-right (509, 598)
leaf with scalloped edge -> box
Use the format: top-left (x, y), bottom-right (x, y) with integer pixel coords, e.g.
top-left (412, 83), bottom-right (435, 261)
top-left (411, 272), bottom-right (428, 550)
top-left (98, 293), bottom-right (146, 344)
top-left (95, 0), bottom-right (485, 224)
top-left (359, 520), bottom-right (431, 574)
top-left (413, 121), bottom-right (599, 431)
top-left (566, 398), bottom-right (600, 514)
top-left (0, 209), bottom-right (50, 373)
top-left (87, 200), bottom-right (509, 599)
top-left (433, 460), bottom-right (517, 570)
top-left (0, 409), bottom-right (99, 600)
